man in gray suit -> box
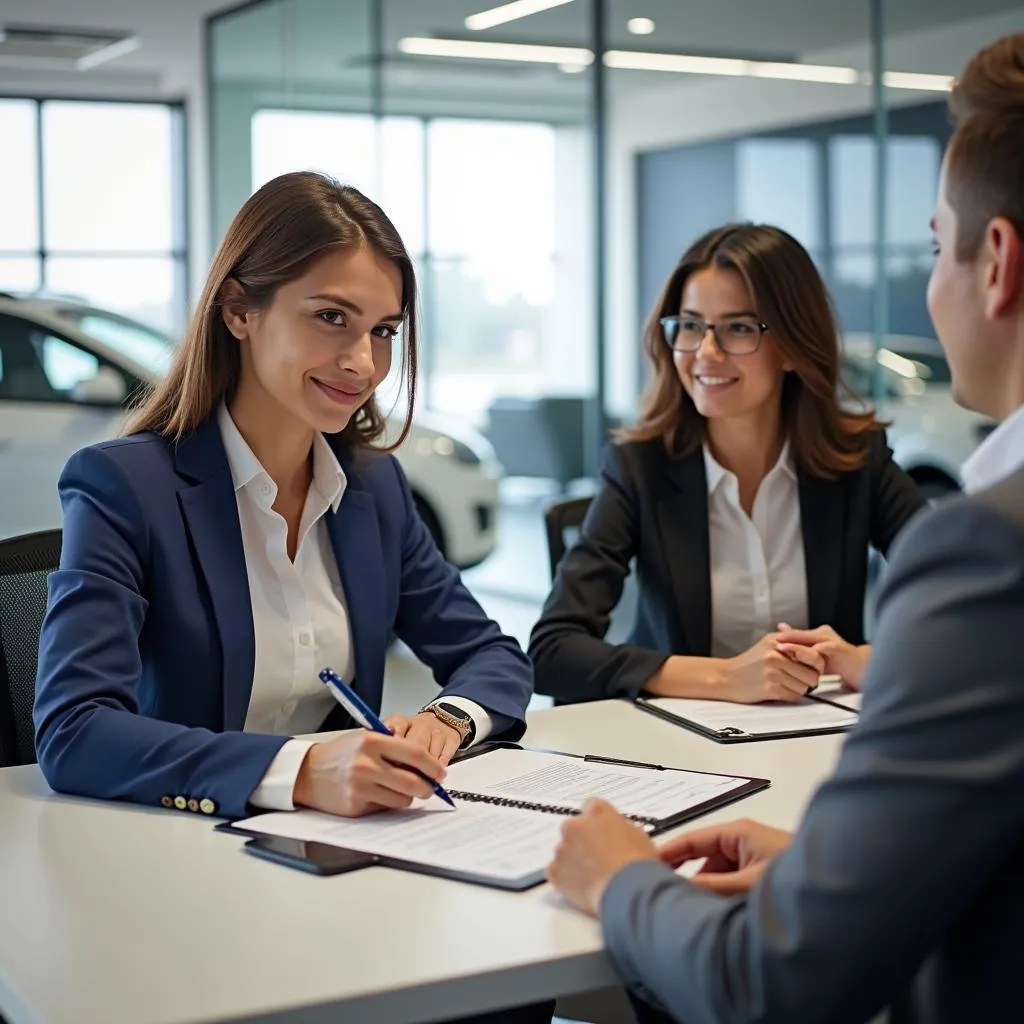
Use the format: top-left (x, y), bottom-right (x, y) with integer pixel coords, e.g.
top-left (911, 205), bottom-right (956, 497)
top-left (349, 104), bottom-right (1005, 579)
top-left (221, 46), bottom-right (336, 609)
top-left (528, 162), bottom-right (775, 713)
top-left (546, 33), bottom-right (1024, 1024)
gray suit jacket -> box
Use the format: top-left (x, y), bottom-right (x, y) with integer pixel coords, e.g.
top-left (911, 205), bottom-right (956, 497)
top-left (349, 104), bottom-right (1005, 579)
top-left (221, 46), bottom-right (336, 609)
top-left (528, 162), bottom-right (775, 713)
top-left (601, 466), bottom-right (1024, 1024)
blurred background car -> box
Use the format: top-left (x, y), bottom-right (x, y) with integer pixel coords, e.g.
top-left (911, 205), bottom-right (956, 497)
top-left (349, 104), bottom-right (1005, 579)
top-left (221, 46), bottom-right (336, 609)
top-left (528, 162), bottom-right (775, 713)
top-left (0, 293), bottom-right (500, 568)
top-left (841, 334), bottom-right (996, 500)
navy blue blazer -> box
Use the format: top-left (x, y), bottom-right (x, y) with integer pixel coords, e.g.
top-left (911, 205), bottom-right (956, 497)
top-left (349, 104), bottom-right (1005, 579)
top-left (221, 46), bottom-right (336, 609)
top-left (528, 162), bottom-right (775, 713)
top-left (33, 417), bottom-right (532, 818)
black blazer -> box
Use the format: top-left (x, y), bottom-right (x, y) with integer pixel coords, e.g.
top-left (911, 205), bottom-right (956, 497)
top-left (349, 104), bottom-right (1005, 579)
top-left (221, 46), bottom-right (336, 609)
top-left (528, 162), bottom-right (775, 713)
top-left (529, 432), bottom-right (927, 703)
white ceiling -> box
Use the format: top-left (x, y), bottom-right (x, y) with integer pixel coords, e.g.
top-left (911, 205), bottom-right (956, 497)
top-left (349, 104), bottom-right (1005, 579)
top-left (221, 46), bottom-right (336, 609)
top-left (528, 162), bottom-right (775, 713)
top-left (1, 0), bottom-right (1020, 102)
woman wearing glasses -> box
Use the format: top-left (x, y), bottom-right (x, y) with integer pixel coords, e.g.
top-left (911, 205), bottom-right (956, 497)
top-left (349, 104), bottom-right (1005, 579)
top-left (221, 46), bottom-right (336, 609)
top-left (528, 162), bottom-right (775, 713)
top-left (529, 223), bottom-right (926, 705)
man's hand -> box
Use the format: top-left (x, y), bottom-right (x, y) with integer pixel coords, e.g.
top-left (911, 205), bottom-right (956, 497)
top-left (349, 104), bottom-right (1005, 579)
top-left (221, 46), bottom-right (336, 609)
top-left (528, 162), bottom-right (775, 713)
top-left (547, 798), bottom-right (660, 916)
top-left (385, 711), bottom-right (463, 766)
top-left (657, 818), bottom-right (793, 894)
top-left (775, 623), bottom-right (870, 691)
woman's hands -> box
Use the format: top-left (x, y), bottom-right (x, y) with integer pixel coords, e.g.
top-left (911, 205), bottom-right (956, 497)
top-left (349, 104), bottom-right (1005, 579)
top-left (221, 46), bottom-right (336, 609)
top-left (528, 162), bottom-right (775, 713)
top-left (776, 623), bottom-right (870, 690)
top-left (719, 633), bottom-right (821, 703)
top-left (385, 712), bottom-right (463, 766)
top-left (293, 730), bottom-right (446, 817)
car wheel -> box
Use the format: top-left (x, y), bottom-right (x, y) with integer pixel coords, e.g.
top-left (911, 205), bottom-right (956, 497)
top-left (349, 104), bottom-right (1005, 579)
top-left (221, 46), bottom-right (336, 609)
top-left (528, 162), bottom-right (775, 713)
top-left (412, 494), bottom-right (446, 558)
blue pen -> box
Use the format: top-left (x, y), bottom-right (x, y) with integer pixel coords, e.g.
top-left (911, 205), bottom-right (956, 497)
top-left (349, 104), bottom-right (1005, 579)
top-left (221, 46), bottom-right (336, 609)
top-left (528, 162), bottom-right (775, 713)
top-left (318, 668), bottom-right (456, 809)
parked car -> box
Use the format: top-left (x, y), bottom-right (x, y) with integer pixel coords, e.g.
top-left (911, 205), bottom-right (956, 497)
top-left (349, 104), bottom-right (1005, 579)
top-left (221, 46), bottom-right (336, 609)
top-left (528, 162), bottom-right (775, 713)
top-left (0, 295), bottom-right (500, 568)
top-left (841, 334), bottom-right (996, 500)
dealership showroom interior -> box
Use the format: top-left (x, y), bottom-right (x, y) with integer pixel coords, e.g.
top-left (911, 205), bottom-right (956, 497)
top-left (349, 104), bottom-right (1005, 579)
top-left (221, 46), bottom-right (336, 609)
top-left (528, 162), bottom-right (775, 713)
top-left (0, 1), bottom-right (1022, 1023)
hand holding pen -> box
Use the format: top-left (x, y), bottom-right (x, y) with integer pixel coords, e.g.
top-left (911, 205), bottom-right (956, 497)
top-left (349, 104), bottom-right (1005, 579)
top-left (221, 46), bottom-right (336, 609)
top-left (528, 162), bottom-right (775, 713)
top-left (291, 670), bottom-right (454, 817)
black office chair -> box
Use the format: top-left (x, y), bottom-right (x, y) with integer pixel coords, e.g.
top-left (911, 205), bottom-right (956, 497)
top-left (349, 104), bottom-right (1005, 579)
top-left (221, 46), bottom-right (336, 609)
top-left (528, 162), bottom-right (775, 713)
top-left (544, 496), bottom-right (592, 580)
top-left (0, 529), bottom-right (62, 767)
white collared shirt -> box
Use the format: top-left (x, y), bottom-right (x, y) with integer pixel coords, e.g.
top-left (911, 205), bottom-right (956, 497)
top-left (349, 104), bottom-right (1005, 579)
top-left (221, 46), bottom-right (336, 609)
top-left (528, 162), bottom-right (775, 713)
top-left (705, 444), bottom-right (809, 658)
top-left (218, 406), bottom-right (492, 812)
top-left (960, 403), bottom-right (1024, 494)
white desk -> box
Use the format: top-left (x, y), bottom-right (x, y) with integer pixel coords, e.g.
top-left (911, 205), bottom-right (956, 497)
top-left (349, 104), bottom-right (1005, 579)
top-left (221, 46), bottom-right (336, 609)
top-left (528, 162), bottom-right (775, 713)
top-left (0, 700), bottom-right (846, 1024)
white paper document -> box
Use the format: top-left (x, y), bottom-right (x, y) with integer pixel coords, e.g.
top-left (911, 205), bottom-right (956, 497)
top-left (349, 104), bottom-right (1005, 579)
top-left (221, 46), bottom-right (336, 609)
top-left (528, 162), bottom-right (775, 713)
top-left (239, 803), bottom-right (565, 882)
top-left (645, 695), bottom-right (858, 736)
top-left (233, 749), bottom-right (757, 884)
top-left (443, 747), bottom-right (745, 821)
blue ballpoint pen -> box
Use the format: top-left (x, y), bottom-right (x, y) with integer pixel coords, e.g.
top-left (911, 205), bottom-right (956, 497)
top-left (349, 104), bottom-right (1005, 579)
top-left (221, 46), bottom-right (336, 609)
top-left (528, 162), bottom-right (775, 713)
top-left (318, 668), bottom-right (456, 809)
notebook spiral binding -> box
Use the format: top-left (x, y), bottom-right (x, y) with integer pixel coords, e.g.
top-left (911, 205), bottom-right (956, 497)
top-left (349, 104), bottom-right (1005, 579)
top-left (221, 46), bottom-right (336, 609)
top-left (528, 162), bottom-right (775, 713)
top-left (446, 790), bottom-right (660, 828)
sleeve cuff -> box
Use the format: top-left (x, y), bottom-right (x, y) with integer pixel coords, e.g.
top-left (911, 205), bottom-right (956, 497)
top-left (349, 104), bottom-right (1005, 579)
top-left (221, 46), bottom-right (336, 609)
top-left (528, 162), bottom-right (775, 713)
top-left (248, 739), bottom-right (315, 811)
top-left (426, 696), bottom-right (493, 747)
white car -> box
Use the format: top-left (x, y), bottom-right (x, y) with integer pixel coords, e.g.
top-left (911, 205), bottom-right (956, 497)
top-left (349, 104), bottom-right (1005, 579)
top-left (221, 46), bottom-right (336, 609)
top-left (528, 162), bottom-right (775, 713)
top-left (842, 335), bottom-right (996, 500)
top-left (0, 295), bottom-right (501, 568)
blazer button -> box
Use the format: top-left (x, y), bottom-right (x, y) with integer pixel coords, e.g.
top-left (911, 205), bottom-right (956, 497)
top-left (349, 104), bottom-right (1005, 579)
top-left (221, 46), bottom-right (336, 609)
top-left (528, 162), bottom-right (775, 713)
top-left (199, 798), bottom-right (217, 815)
top-left (187, 799), bottom-right (200, 813)
top-left (173, 796), bottom-right (187, 810)
top-left (160, 796), bottom-right (174, 808)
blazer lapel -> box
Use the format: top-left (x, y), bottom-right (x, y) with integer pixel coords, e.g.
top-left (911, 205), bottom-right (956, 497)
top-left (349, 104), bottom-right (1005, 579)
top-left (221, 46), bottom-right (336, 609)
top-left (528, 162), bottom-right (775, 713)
top-left (798, 470), bottom-right (845, 629)
top-left (657, 451), bottom-right (713, 657)
top-left (175, 420), bottom-right (255, 731)
top-left (324, 467), bottom-right (388, 711)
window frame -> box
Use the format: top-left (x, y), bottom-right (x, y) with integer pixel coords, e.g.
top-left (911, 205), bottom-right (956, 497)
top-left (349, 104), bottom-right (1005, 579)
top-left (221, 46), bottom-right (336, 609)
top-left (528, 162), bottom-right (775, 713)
top-left (0, 94), bottom-right (190, 334)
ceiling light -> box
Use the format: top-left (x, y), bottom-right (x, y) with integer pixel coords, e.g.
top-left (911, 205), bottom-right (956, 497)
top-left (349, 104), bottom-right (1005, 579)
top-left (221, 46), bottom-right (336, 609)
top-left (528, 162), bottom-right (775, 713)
top-left (398, 37), bottom-right (593, 67)
top-left (559, 61), bottom-right (587, 73)
top-left (0, 24), bottom-right (138, 71)
top-left (465, 0), bottom-right (575, 32)
top-left (750, 61), bottom-right (860, 85)
top-left (627, 18), bottom-right (656, 35)
top-left (881, 70), bottom-right (954, 91)
top-left (399, 38), bottom-right (952, 92)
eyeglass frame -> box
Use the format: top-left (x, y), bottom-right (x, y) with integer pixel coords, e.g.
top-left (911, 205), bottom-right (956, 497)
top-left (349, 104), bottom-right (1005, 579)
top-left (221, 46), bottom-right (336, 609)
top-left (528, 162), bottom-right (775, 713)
top-left (658, 315), bottom-right (770, 355)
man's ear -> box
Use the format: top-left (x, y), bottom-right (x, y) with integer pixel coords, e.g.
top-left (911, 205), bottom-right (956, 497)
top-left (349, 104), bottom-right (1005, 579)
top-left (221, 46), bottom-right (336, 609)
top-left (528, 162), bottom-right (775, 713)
top-left (219, 279), bottom-right (250, 340)
top-left (983, 217), bottom-right (1023, 320)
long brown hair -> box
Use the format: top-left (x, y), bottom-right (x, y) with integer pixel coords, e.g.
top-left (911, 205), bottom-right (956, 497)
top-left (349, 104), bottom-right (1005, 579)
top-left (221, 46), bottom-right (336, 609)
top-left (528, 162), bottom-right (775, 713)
top-left (617, 223), bottom-right (879, 478)
top-left (128, 170), bottom-right (418, 450)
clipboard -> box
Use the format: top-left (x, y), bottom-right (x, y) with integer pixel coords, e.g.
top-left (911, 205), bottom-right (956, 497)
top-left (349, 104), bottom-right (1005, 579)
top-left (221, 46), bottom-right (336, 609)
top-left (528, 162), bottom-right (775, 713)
top-left (216, 743), bottom-right (769, 891)
top-left (635, 692), bottom-right (860, 744)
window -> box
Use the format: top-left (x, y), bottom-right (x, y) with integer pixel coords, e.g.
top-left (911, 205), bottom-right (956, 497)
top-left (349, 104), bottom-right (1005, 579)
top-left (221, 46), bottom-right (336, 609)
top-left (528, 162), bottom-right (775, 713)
top-left (249, 111), bottom-right (571, 425)
top-left (0, 98), bottom-right (187, 335)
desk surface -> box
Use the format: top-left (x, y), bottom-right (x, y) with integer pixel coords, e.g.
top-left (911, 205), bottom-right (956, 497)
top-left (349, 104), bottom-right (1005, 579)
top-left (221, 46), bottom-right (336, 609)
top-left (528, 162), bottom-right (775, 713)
top-left (0, 700), bottom-right (846, 1024)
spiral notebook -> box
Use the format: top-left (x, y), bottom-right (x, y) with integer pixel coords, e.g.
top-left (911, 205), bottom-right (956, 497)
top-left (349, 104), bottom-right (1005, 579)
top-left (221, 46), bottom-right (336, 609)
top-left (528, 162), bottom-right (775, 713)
top-left (224, 744), bottom-right (768, 890)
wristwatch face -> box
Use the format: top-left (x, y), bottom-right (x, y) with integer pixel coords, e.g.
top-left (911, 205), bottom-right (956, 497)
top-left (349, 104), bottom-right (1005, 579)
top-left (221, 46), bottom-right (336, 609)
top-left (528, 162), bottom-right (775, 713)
top-left (436, 702), bottom-right (470, 722)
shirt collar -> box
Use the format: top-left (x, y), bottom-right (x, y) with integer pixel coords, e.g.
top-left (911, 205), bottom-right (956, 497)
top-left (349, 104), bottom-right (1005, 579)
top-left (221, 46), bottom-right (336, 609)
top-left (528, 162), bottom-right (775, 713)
top-left (960, 403), bottom-right (1024, 494)
top-left (217, 403), bottom-right (347, 513)
top-left (703, 440), bottom-right (795, 495)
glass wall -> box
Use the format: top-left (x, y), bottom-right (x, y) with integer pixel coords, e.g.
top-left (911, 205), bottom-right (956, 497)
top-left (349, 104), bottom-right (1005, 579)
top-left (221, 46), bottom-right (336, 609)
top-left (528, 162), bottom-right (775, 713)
top-left (209, 0), bottom-right (595, 444)
top-left (0, 98), bottom-right (188, 333)
top-left (208, 0), bottom-right (1024, 474)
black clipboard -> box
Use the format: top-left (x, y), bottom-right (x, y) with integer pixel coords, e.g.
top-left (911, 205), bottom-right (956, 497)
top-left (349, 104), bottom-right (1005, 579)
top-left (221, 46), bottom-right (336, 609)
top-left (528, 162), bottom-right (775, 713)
top-left (216, 742), bottom-right (769, 891)
top-left (635, 692), bottom-right (860, 744)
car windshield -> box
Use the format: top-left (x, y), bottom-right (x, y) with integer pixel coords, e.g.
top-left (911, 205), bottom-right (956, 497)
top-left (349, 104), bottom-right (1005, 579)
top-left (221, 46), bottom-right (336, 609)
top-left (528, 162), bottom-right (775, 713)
top-left (62, 310), bottom-right (176, 375)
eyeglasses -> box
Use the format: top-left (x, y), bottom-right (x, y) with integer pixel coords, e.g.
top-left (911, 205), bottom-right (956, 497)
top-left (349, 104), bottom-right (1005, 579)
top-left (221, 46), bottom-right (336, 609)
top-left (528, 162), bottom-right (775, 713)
top-left (659, 316), bottom-right (769, 355)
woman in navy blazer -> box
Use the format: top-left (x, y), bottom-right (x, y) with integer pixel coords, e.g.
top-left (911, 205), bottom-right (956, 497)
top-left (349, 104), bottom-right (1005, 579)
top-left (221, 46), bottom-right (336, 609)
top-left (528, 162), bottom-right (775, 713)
top-left (33, 172), bottom-right (533, 823)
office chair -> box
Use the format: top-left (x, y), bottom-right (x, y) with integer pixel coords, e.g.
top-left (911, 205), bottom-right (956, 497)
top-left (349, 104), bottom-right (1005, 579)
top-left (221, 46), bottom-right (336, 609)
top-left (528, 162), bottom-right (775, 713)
top-left (544, 496), bottom-right (592, 580)
top-left (0, 529), bottom-right (62, 767)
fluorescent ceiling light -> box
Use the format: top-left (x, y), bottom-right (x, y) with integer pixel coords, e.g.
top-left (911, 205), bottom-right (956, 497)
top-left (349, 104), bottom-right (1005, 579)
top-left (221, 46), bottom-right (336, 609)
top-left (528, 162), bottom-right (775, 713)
top-left (465, 0), bottom-right (575, 32)
top-left (627, 18), bottom-right (656, 36)
top-left (749, 60), bottom-right (860, 85)
top-left (398, 37), bottom-right (952, 91)
top-left (605, 50), bottom-right (860, 84)
top-left (604, 50), bottom-right (748, 76)
top-left (881, 70), bottom-right (954, 92)
top-left (75, 34), bottom-right (139, 70)
top-left (398, 36), bottom-right (593, 67)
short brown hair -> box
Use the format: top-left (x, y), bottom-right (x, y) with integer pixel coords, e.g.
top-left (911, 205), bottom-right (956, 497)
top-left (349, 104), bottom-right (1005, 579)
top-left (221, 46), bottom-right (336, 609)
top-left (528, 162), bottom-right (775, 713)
top-left (618, 224), bottom-right (878, 479)
top-left (129, 171), bottom-right (418, 449)
top-left (946, 33), bottom-right (1024, 261)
